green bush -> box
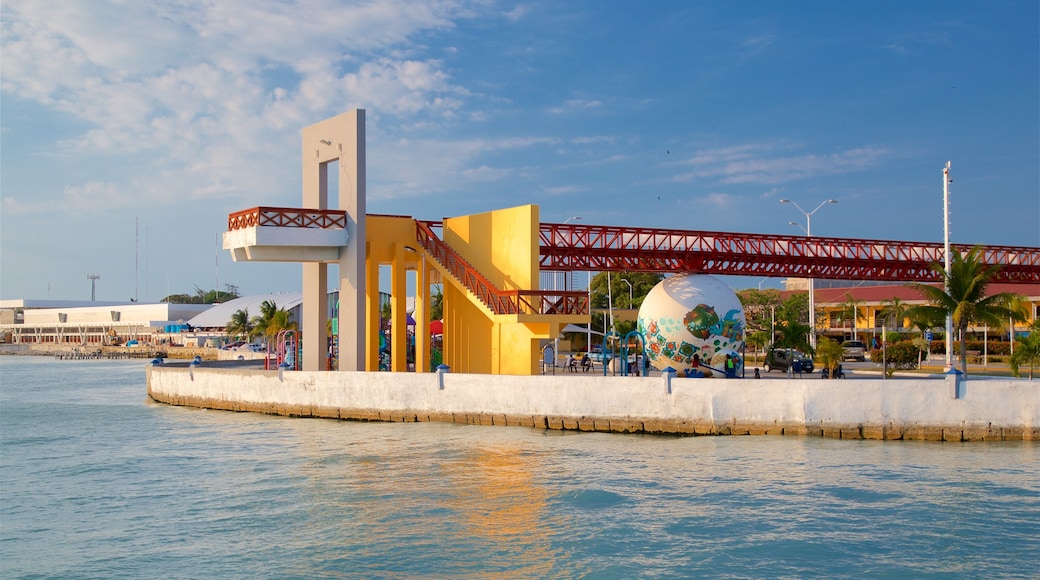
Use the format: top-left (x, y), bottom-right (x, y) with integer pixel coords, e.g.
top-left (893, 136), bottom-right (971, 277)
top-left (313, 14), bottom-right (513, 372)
top-left (869, 342), bottom-right (923, 370)
top-left (926, 339), bottom-right (1014, 356)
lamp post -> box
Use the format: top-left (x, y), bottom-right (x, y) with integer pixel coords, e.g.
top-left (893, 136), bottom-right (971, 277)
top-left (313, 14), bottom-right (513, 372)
top-left (561, 216), bottom-right (581, 292)
top-left (620, 278), bottom-right (633, 307)
top-left (587, 270), bottom-right (592, 353)
top-left (781, 198), bottom-right (837, 349)
top-left (553, 216), bottom-right (582, 364)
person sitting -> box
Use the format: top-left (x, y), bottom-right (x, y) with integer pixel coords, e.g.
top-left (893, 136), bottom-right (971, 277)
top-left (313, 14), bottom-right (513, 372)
top-left (567, 354), bottom-right (578, 372)
top-left (581, 353), bottom-right (592, 372)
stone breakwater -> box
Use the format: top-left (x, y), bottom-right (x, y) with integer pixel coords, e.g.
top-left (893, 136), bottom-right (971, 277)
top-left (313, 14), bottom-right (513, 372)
top-left (146, 367), bottom-right (1040, 442)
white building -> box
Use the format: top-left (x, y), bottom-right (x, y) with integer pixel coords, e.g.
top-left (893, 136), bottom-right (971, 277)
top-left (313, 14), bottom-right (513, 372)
top-left (0, 299), bottom-right (211, 346)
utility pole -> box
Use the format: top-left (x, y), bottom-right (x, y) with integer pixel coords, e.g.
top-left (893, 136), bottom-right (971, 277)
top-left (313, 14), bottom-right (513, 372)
top-left (88, 274), bottom-right (101, 301)
top-left (943, 162), bottom-right (954, 371)
top-left (135, 217), bottom-right (139, 302)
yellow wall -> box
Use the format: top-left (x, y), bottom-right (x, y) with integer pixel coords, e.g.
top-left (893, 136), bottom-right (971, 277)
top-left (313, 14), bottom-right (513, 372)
top-left (441, 205), bottom-right (550, 375)
top-left (444, 205), bottom-right (538, 291)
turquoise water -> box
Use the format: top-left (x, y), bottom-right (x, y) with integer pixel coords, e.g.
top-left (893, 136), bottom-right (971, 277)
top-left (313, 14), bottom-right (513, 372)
top-left (1, 357), bottom-right (1037, 578)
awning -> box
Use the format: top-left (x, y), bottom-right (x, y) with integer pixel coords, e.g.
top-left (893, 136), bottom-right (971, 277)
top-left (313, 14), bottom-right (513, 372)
top-left (561, 323), bottom-right (603, 336)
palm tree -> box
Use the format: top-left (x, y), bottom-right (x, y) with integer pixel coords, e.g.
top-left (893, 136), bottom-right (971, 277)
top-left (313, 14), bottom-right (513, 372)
top-left (838, 294), bottom-right (866, 340)
top-left (906, 308), bottom-right (945, 367)
top-left (251, 301), bottom-right (299, 345)
top-left (265, 308), bottom-right (299, 341)
top-left (772, 318), bottom-right (814, 356)
top-left (879, 297), bottom-right (908, 331)
top-left (1009, 321), bottom-right (1040, 380)
top-left (226, 308), bottom-right (254, 341)
top-left (251, 300), bottom-right (280, 343)
top-left (430, 286), bottom-right (444, 321)
top-left (905, 246), bottom-right (1026, 375)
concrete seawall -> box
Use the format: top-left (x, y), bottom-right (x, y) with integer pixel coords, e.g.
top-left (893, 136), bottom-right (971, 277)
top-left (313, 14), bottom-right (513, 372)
top-left (146, 367), bottom-right (1040, 441)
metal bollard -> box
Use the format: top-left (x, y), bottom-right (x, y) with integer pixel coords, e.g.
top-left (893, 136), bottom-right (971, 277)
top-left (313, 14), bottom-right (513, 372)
top-left (662, 366), bottom-right (677, 394)
top-left (436, 363), bottom-right (450, 390)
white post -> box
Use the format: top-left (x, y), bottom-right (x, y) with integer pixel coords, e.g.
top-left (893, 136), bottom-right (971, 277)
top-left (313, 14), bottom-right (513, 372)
top-left (943, 161), bottom-right (954, 371)
top-left (983, 325), bottom-right (988, 367)
top-left (1010, 315), bottom-right (1015, 355)
top-left (882, 325), bottom-right (887, 380)
top-left (587, 270), bottom-right (592, 352)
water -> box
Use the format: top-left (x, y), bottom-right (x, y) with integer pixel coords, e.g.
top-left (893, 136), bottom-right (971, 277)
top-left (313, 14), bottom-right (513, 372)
top-left (1, 357), bottom-right (1037, 579)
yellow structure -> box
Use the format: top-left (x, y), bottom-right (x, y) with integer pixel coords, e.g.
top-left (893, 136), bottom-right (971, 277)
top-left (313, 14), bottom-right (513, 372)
top-left (438, 205), bottom-right (583, 374)
top-left (224, 110), bottom-right (585, 375)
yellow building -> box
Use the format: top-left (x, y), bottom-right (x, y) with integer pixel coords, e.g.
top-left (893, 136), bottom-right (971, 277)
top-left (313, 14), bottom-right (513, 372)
top-left (810, 283), bottom-right (1040, 341)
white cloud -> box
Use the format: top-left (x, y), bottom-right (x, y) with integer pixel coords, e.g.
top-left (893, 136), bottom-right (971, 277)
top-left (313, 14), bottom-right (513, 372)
top-left (0, 0), bottom-right (484, 215)
top-left (548, 99), bottom-right (604, 115)
top-left (543, 185), bottom-right (585, 196)
top-left (673, 143), bottom-right (888, 185)
top-left (571, 135), bottom-right (617, 145)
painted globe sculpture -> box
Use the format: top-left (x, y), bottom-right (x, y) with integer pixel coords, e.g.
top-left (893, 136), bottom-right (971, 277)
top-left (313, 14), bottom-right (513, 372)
top-left (638, 273), bottom-right (746, 376)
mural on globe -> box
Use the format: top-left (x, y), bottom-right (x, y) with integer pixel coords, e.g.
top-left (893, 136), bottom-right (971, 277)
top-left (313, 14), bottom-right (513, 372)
top-left (637, 274), bottom-right (746, 377)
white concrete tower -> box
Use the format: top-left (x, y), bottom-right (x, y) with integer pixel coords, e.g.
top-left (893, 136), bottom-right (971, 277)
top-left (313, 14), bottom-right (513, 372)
top-left (301, 110), bottom-right (366, 371)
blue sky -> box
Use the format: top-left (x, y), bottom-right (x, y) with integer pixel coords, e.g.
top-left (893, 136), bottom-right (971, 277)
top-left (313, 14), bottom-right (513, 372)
top-left (2, 0), bottom-right (1037, 301)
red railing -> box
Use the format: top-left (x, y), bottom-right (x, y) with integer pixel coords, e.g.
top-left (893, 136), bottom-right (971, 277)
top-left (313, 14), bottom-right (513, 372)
top-left (538, 222), bottom-right (1040, 283)
top-left (228, 206), bottom-right (347, 231)
top-left (415, 221), bottom-right (587, 316)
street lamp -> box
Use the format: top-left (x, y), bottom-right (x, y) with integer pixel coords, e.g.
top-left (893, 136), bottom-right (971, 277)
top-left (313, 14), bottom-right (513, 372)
top-left (561, 216), bottom-right (582, 292)
top-left (620, 278), bottom-right (633, 307)
top-left (781, 198), bottom-right (837, 349)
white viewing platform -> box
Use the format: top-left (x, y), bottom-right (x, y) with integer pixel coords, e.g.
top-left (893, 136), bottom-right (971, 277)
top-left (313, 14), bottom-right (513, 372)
top-left (223, 206), bottom-right (349, 263)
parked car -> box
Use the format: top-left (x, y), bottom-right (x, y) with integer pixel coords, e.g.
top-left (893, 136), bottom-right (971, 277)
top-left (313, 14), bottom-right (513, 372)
top-left (841, 340), bottom-right (866, 361)
top-left (764, 348), bottom-right (815, 373)
top-left (223, 341), bottom-right (246, 350)
top-left (587, 345), bottom-right (613, 363)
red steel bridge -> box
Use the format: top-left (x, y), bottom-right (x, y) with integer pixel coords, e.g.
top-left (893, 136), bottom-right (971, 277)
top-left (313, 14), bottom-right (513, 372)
top-left (228, 208), bottom-right (1040, 317)
top-left (534, 222), bottom-right (1040, 284)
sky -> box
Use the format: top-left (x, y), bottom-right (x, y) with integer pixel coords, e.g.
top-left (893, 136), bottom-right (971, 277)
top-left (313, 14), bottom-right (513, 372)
top-left (2, 0), bottom-right (1038, 301)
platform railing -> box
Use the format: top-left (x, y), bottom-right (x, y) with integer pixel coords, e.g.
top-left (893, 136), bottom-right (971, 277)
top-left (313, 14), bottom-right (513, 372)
top-left (228, 207), bottom-right (347, 231)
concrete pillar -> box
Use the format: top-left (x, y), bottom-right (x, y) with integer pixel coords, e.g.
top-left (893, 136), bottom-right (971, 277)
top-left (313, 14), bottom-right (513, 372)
top-left (302, 263), bottom-right (327, 371)
top-left (301, 131), bottom-right (329, 372)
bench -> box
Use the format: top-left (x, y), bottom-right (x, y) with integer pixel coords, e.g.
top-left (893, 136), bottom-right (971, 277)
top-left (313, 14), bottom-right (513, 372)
top-left (965, 350), bottom-right (982, 364)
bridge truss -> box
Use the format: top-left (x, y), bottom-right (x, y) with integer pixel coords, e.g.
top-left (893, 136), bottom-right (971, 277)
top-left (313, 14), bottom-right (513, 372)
top-left (534, 223), bottom-right (1040, 284)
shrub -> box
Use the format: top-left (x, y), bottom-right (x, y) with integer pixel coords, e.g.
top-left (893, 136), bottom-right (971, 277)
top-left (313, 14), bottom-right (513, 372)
top-left (869, 342), bottom-right (923, 370)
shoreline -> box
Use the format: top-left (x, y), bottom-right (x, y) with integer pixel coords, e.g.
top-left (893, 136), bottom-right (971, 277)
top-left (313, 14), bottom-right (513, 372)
top-left (146, 365), bottom-right (1040, 442)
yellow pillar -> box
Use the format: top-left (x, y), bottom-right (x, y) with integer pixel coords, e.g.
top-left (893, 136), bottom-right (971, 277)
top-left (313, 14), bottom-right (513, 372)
top-left (391, 243), bottom-right (408, 372)
top-left (415, 256), bottom-right (431, 372)
top-left (365, 243), bottom-right (380, 371)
